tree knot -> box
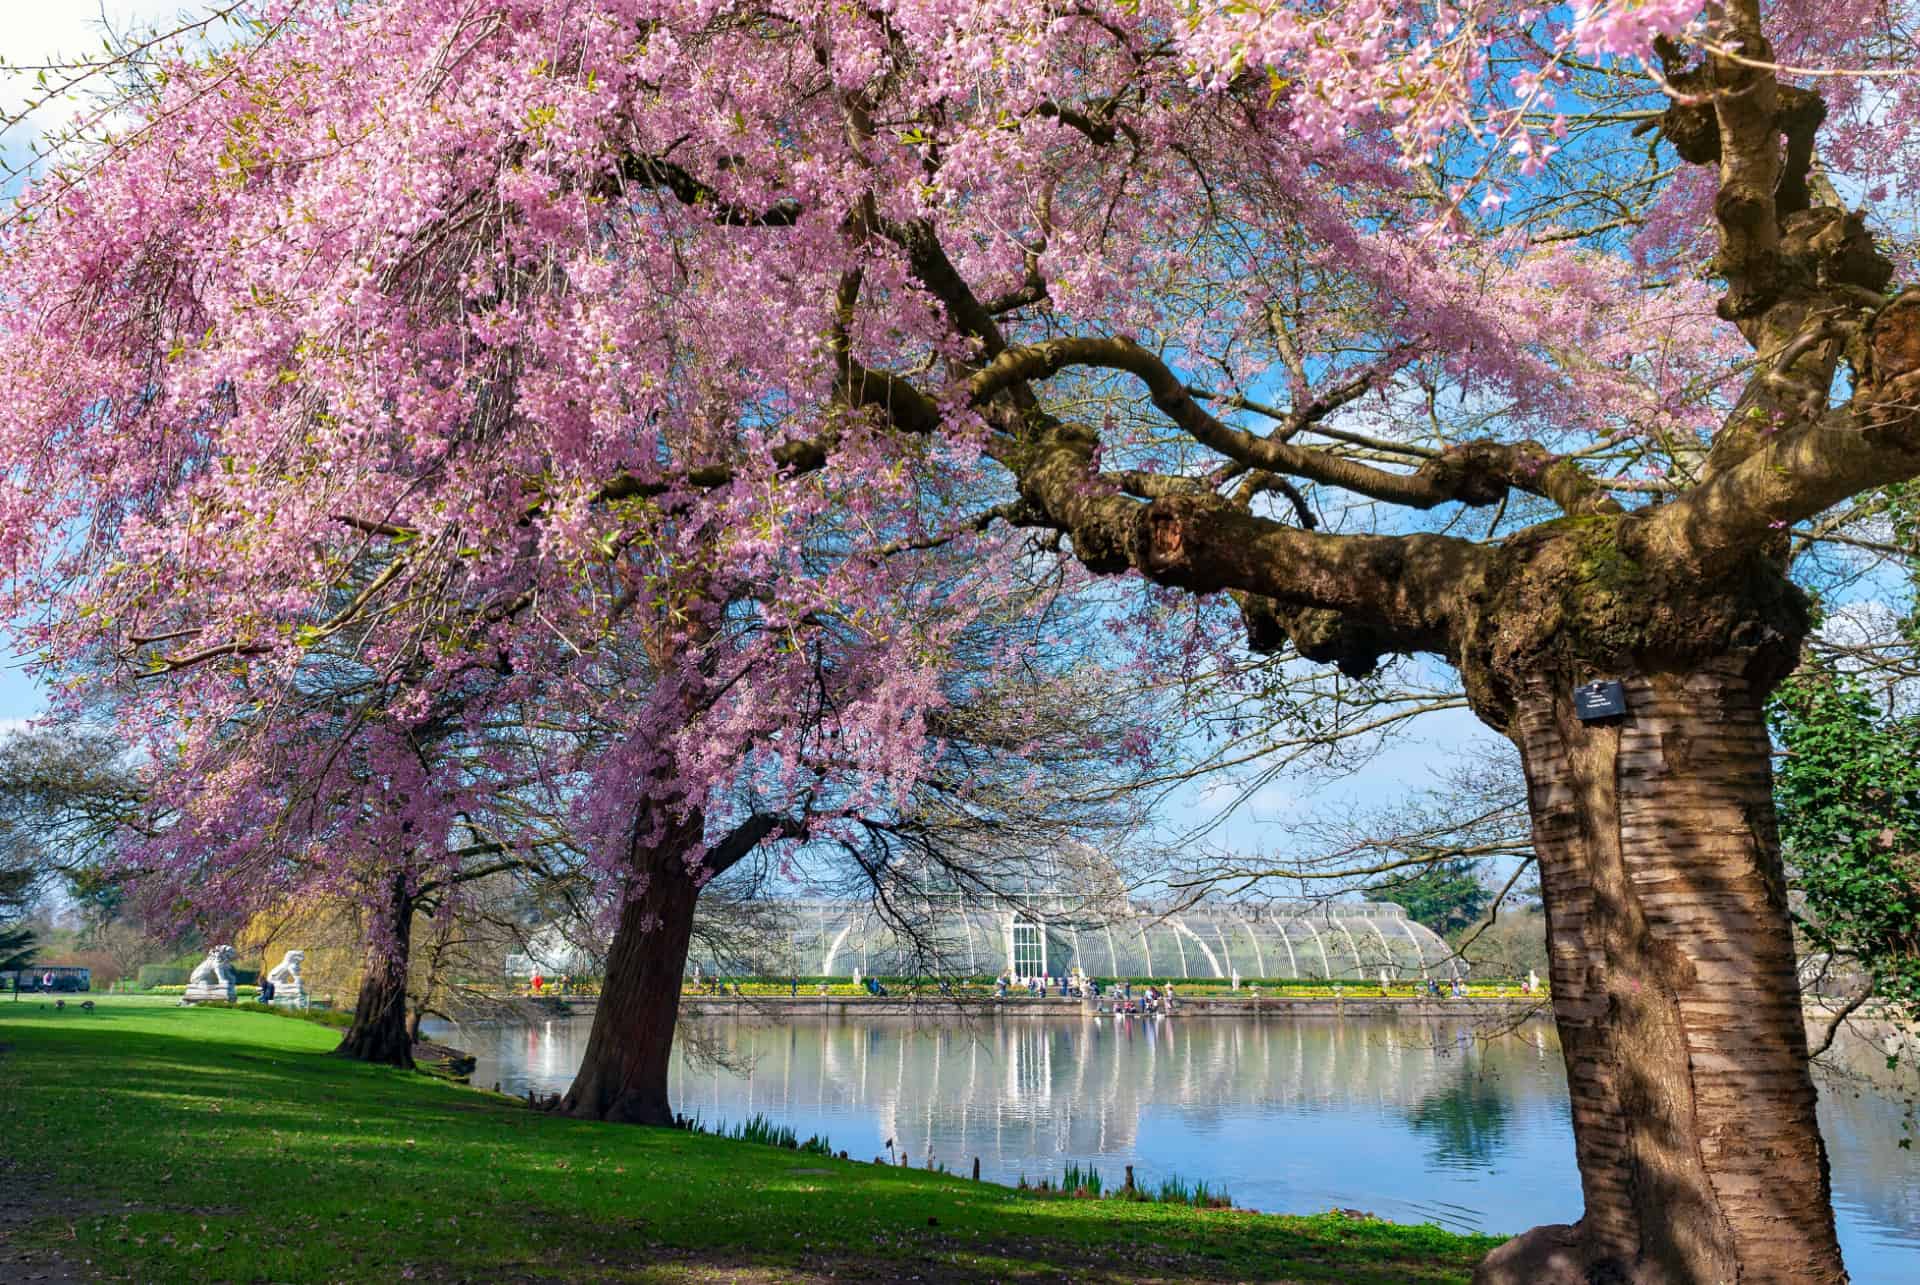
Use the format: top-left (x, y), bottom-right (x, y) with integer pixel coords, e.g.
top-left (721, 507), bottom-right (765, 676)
top-left (1435, 441), bottom-right (1520, 507)
top-left (1779, 207), bottom-right (1893, 294)
top-left (1235, 595), bottom-right (1389, 677)
top-left (1854, 290), bottom-right (1920, 429)
top-left (1134, 493), bottom-right (1234, 590)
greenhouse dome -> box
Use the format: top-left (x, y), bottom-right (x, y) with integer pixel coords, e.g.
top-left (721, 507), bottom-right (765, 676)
top-left (504, 924), bottom-right (602, 978)
top-left (688, 896), bottom-right (1460, 982)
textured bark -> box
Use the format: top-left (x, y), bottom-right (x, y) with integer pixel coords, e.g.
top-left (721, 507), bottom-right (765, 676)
top-left (1477, 660), bottom-right (1844, 1285)
top-left (335, 874), bottom-right (416, 1069)
top-left (558, 814), bottom-right (703, 1126)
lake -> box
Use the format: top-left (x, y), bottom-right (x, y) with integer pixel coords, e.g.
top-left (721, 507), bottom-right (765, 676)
top-left (427, 1012), bottom-right (1920, 1282)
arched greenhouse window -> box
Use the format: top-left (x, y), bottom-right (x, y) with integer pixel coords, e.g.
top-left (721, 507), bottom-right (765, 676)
top-left (1010, 916), bottom-right (1045, 976)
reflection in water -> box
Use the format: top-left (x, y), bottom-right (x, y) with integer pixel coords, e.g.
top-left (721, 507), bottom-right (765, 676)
top-left (1812, 1032), bottom-right (1920, 1270)
top-left (1405, 1068), bottom-right (1514, 1170)
top-left (430, 1014), bottom-right (1919, 1283)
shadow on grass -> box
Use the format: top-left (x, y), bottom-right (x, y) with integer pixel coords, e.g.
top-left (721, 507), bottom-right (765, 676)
top-left (0, 1006), bottom-right (1499, 1283)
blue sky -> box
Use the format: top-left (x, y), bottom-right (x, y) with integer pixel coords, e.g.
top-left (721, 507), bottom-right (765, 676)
top-left (0, 1), bottom-right (187, 732)
top-left (0, 649), bottom-right (36, 729)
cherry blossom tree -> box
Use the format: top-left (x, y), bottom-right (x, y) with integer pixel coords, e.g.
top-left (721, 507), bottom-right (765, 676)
top-left (4, 1), bottom-right (1919, 1280)
top-left (0, 0), bottom-right (1028, 1106)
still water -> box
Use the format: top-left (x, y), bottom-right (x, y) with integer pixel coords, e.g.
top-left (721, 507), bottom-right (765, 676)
top-left (430, 1013), bottom-right (1920, 1282)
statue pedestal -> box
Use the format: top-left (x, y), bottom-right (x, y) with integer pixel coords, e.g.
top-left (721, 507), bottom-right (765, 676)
top-left (180, 980), bottom-right (235, 1004)
top-left (264, 951), bottom-right (308, 1011)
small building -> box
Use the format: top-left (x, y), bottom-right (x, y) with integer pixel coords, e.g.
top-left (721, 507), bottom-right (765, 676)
top-left (2, 965), bottom-right (92, 993)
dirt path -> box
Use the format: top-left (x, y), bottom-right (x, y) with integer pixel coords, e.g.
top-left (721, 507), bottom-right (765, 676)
top-left (0, 1198), bottom-right (95, 1285)
top-left (0, 1043), bottom-right (95, 1284)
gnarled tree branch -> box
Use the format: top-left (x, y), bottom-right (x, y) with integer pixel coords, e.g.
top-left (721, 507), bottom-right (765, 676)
top-left (968, 336), bottom-right (1621, 516)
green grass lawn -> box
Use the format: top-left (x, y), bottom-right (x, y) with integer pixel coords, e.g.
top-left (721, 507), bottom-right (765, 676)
top-left (0, 999), bottom-right (1503, 1283)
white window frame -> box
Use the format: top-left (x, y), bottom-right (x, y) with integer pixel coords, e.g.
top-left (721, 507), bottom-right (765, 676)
top-left (1010, 916), bottom-right (1046, 977)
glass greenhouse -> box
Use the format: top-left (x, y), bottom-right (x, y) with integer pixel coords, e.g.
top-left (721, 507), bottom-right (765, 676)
top-left (689, 896), bottom-right (1461, 982)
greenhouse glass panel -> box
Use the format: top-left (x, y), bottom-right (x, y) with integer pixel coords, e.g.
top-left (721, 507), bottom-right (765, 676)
top-left (669, 891), bottom-right (1461, 981)
top-left (1012, 919), bottom-right (1044, 976)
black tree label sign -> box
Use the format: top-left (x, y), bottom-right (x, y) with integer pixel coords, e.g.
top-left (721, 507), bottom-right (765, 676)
top-left (1574, 680), bottom-right (1628, 722)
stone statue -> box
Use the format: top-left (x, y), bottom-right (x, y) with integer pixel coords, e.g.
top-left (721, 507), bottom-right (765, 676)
top-left (265, 950), bottom-right (308, 1008)
top-left (181, 945), bottom-right (237, 1004)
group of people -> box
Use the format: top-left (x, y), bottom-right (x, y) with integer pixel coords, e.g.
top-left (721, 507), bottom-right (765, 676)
top-left (994, 970), bottom-right (1099, 1000)
top-left (988, 971), bottom-right (1178, 1015)
top-left (527, 972), bottom-right (583, 997)
top-left (994, 972), bottom-right (1085, 999)
top-left (1366, 968), bottom-right (1541, 997)
top-left (1104, 981), bottom-right (1176, 1016)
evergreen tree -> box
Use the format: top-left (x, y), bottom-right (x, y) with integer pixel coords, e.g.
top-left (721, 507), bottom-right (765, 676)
top-left (1365, 861), bottom-right (1494, 938)
top-left (0, 867), bottom-right (35, 976)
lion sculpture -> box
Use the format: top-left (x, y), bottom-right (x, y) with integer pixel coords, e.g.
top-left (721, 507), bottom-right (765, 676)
top-left (180, 945), bottom-right (237, 1004)
top-left (265, 950), bottom-right (308, 1008)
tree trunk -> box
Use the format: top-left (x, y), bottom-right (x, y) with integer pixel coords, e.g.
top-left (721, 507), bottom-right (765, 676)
top-left (335, 873), bottom-right (416, 1069)
top-left (1477, 660), bottom-right (1844, 1285)
top-left (558, 817), bottom-right (702, 1126)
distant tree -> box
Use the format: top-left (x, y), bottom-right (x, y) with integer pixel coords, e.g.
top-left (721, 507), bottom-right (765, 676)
top-left (1365, 860), bottom-right (1495, 938)
top-left (0, 726), bottom-right (146, 887)
top-left (1771, 668), bottom-right (1920, 1041)
top-left (0, 725), bottom-right (168, 985)
top-left (1, 726), bottom-right (145, 981)
top-left (0, 866), bottom-right (35, 976)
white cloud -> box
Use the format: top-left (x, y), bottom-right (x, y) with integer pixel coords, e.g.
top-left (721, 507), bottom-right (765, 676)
top-left (3, 3), bottom-right (192, 65)
top-left (2, 2), bottom-right (209, 171)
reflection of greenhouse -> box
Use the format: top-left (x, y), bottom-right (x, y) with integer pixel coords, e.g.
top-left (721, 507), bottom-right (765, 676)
top-left (658, 1013), bottom-right (1563, 1183)
top-left (688, 897), bottom-right (1461, 981)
